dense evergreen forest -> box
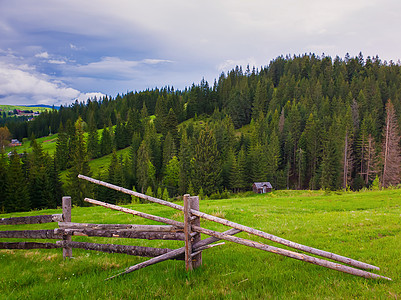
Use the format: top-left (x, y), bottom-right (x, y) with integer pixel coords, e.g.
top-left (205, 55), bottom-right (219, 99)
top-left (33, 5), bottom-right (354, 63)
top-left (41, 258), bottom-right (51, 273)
top-left (2, 53), bottom-right (401, 212)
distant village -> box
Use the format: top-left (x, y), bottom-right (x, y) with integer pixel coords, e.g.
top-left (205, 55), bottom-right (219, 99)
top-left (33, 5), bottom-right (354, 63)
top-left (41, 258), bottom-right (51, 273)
top-left (0, 108), bottom-right (41, 121)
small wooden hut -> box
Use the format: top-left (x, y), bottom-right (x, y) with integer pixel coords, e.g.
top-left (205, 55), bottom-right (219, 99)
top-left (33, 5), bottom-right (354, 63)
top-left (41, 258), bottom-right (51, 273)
top-left (252, 182), bottom-right (272, 194)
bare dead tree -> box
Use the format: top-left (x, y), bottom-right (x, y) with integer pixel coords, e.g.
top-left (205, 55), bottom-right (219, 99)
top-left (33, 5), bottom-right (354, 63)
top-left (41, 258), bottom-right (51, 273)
top-left (342, 131), bottom-right (353, 189)
top-left (381, 100), bottom-right (401, 187)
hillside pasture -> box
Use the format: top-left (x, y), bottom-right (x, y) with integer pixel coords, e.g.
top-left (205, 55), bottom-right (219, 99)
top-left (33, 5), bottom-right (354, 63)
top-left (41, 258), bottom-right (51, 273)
top-left (0, 189), bottom-right (400, 299)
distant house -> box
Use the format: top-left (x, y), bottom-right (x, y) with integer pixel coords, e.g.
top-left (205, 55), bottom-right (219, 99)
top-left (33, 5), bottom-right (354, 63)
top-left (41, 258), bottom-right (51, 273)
top-left (9, 139), bottom-right (22, 146)
top-left (253, 182), bottom-right (272, 194)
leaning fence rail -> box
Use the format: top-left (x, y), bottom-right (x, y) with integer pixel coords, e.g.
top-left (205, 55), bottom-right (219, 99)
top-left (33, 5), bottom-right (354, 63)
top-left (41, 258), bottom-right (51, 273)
top-left (78, 174), bottom-right (391, 281)
top-left (0, 174), bottom-right (392, 281)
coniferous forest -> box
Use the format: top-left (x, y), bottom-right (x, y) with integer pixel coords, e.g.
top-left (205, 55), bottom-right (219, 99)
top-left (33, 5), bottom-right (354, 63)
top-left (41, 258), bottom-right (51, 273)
top-left (2, 53), bottom-right (401, 212)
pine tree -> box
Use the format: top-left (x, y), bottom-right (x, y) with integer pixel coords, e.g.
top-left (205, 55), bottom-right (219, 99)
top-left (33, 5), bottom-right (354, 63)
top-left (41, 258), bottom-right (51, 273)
top-left (163, 108), bottom-right (179, 141)
top-left (252, 79), bottom-right (268, 119)
top-left (114, 121), bottom-right (126, 150)
top-left (55, 122), bottom-right (69, 170)
top-left (137, 140), bottom-right (151, 193)
top-left (164, 156), bottom-right (180, 196)
top-left (266, 130), bottom-right (280, 187)
top-left (66, 117), bottom-right (93, 206)
top-left (0, 151), bottom-right (8, 212)
top-left (300, 113), bottom-right (320, 189)
top-left (87, 114), bottom-right (99, 159)
top-left (191, 127), bottom-right (222, 195)
top-left (6, 151), bottom-right (30, 212)
top-left (248, 142), bottom-right (266, 183)
top-left (100, 126), bottom-right (113, 156)
top-left (28, 139), bottom-right (50, 209)
top-left (320, 123), bottom-right (342, 190)
top-left (162, 131), bottom-right (176, 169)
top-left (381, 100), bottom-right (401, 187)
top-left (178, 131), bottom-right (193, 194)
top-left (47, 157), bottom-right (63, 208)
top-left (342, 130), bottom-right (353, 189)
top-left (222, 147), bottom-right (235, 190)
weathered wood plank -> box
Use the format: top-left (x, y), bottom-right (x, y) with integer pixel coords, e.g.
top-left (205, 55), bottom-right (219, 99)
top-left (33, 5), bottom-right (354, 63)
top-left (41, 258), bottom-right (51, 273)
top-left (84, 198), bottom-right (183, 228)
top-left (62, 196), bottom-right (72, 259)
top-left (0, 214), bottom-right (63, 225)
top-left (0, 242), bottom-right (60, 249)
top-left (78, 174), bottom-right (183, 211)
top-left (189, 196), bottom-right (202, 268)
top-left (105, 228), bottom-right (241, 280)
top-left (190, 209), bottom-right (381, 271)
top-left (56, 241), bottom-right (183, 259)
top-left (191, 225), bottom-right (392, 281)
top-left (0, 230), bottom-right (62, 239)
top-left (183, 194), bottom-right (193, 271)
top-left (78, 175), bottom-right (380, 271)
top-left (55, 228), bottom-right (185, 240)
top-left (58, 222), bottom-right (182, 232)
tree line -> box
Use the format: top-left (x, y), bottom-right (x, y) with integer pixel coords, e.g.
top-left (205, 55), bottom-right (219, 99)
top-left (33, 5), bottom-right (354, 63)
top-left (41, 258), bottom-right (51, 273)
top-left (2, 53), bottom-right (401, 211)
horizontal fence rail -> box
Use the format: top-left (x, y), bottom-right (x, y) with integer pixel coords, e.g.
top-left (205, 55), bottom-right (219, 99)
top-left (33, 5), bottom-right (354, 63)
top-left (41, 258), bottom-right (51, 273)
top-left (0, 214), bottom-right (63, 225)
top-left (80, 175), bottom-right (381, 271)
top-left (56, 241), bottom-right (184, 259)
top-left (0, 242), bottom-right (61, 250)
top-left (84, 197), bottom-right (391, 281)
top-left (78, 174), bottom-right (391, 281)
top-left (0, 230), bottom-right (61, 239)
top-left (55, 228), bottom-right (185, 241)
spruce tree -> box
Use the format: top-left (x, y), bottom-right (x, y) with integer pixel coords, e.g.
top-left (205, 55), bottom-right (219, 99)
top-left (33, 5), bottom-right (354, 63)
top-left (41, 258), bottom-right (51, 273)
top-left (0, 151), bottom-right (8, 212)
top-left (55, 122), bottom-right (69, 170)
top-left (266, 130), bottom-right (280, 187)
top-left (6, 151), bottom-right (30, 212)
top-left (191, 127), bottom-right (222, 195)
top-left (137, 140), bottom-right (151, 193)
top-left (178, 130), bottom-right (193, 195)
top-left (28, 139), bottom-right (50, 209)
top-left (66, 117), bottom-right (93, 206)
top-left (162, 131), bottom-right (177, 169)
top-left (164, 156), bottom-right (180, 196)
top-left (87, 114), bottom-right (99, 159)
top-left (100, 126), bottom-right (113, 156)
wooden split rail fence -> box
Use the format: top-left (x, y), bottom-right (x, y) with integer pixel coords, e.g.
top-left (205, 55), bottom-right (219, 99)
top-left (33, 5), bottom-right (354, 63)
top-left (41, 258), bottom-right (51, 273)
top-left (0, 174), bottom-right (392, 281)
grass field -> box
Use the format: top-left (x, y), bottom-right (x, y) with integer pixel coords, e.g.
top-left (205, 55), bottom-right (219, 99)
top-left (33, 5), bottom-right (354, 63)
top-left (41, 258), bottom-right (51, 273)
top-left (5, 134), bottom-right (59, 155)
top-left (0, 104), bottom-right (53, 113)
top-left (0, 189), bottom-right (400, 299)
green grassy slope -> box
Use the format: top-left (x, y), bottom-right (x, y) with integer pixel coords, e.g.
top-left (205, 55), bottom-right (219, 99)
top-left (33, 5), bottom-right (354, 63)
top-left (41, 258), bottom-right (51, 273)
top-left (0, 104), bottom-right (54, 112)
top-left (0, 189), bottom-right (400, 299)
top-left (5, 134), bottom-right (59, 155)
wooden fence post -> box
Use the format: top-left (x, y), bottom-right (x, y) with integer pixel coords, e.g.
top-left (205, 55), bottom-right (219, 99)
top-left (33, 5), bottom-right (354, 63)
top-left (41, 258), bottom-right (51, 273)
top-left (189, 196), bottom-right (202, 268)
top-left (183, 194), bottom-right (192, 271)
top-left (62, 196), bottom-right (72, 259)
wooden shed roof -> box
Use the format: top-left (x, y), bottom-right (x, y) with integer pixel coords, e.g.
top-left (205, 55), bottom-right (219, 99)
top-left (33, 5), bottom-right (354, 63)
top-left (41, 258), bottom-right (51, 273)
top-left (253, 182), bottom-right (273, 189)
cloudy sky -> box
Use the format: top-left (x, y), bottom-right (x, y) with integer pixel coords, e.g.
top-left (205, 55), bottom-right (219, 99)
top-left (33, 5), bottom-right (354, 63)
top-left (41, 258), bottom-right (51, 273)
top-left (0, 0), bottom-right (400, 106)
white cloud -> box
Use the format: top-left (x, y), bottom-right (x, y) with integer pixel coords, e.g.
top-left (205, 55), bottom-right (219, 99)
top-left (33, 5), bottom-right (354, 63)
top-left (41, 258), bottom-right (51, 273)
top-left (217, 57), bottom-right (257, 73)
top-left (48, 59), bottom-right (66, 64)
top-left (0, 61), bottom-right (104, 105)
top-left (67, 57), bottom-right (173, 79)
top-left (35, 51), bottom-right (49, 59)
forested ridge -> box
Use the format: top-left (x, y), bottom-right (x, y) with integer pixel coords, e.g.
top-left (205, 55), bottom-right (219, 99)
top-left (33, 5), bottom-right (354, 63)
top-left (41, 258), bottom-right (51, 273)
top-left (2, 53), bottom-right (401, 212)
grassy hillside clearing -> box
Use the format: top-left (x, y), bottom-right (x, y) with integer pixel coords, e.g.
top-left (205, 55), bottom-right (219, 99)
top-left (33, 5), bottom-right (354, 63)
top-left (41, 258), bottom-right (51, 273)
top-left (5, 134), bottom-right (59, 155)
top-left (0, 189), bottom-right (400, 299)
top-left (0, 104), bottom-right (53, 113)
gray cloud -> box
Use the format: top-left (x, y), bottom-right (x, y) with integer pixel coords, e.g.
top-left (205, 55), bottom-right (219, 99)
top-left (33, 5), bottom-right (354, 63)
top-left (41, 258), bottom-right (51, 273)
top-left (0, 0), bottom-right (400, 105)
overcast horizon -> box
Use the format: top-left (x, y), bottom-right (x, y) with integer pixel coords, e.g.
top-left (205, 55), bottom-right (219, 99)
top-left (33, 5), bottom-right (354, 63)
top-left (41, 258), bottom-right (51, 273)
top-left (1, 0), bottom-right (400, 106)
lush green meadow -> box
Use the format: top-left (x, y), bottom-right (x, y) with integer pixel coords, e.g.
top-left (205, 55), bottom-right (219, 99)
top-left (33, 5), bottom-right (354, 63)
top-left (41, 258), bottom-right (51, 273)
top-left (5, 134), bottom-right (59, 155)
top-left (0, 189), bottom-right (400, 299)
top-left (0, 105), bottom-right (52, 113)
